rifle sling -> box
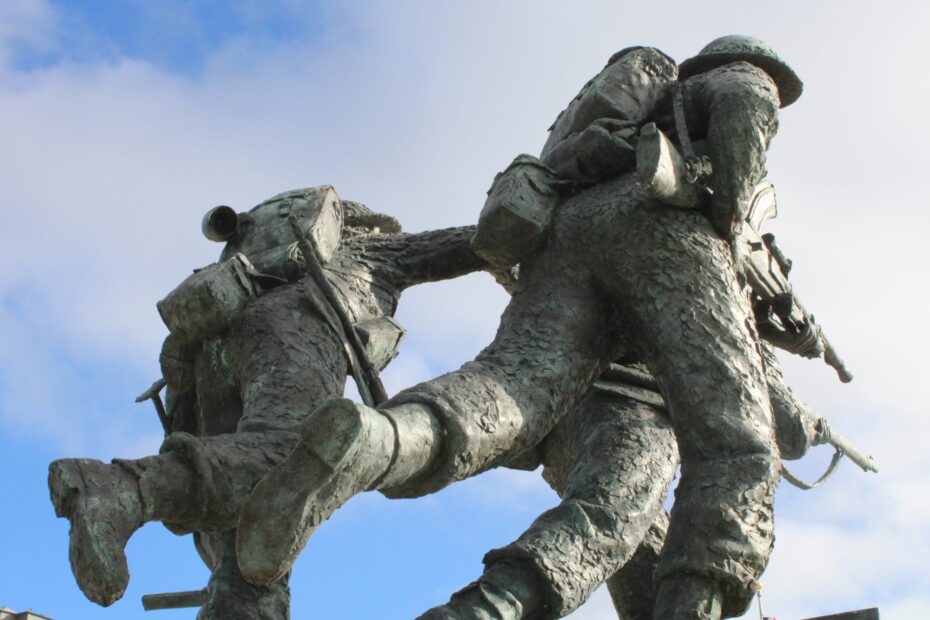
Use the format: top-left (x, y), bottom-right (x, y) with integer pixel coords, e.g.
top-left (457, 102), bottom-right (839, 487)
top-left (289, 216), bottom-right (388, 407)
top-left (780, 449), bottom-right (844, 490)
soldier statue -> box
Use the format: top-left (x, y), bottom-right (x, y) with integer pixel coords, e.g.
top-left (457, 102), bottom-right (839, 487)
top-left (48, 36), bottom-right (872, 620)
top-left (51, 183), bottom-right (687, 618)
top-left (48, 187), bottom-right (681, 619)
top-left (235, 36), bottom-right (857, 620)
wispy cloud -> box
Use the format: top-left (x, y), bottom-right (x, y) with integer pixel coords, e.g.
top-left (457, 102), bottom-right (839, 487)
top-left (0, 0), bottom-right (57, 64)
top-left (1, 1), bottom-right (928, 618)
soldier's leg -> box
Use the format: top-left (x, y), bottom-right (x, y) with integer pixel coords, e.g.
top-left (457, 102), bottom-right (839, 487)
top-left (237, 252), bottom-right (616, 585)
top-left (197, 531), bottom-right (291, 620)
top-left (194, 284), bottom-right (349, 619)
top-left (649, 318), bottom-right (776, 619)
top-left (419, 393), bottom-right (677, 619)
top-left (604, 515), bottom-right (668, 620)
top-left (611, 211), bottom-right (779, 619)
top-left (49, 285), bottom-right (347, 606)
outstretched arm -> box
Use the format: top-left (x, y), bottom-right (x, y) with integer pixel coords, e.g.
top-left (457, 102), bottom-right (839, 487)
top-left (759, 340), bottom-right (821, 460)
top-left (339, 225), bottom-right (490, 290)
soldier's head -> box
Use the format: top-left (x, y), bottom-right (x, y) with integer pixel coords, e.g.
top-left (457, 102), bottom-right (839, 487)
top-left (679, 35), bottom-right (803, 107)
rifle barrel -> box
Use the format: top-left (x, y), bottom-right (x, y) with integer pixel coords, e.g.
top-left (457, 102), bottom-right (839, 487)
top-left (819, 419), bottom-right (877, 473)
top-left (142, 589), bottom-right (208, 610)
top-left (821, 332), bottom-right (854, 383)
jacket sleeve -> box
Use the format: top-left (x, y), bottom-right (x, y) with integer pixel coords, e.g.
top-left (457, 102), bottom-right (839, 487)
top-left (341, 225), bottom-right (490, 291)
top-left (159, 334), bottom-right (202, 435)
top-left (684, 62), bottom-right (780, 240)
top-left (540, 47), bottom-right (678, 180)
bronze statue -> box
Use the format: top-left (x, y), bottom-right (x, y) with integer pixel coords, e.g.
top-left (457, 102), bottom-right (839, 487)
top-left (49, 188), bottom-right (680, 619)
top-left (48, 187), bottom-right (486, 613)
top-left (48, 36), bottom-right (873, 620)
top-left (236, 36), bottom-right (865, 620)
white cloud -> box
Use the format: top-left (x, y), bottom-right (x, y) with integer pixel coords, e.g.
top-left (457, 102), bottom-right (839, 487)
top-left (456, 467), bottom-right (557, 514)
top-left (880, 596), bottom-right (930, 620)
top-left (1, 1), bottom-right (928, 617)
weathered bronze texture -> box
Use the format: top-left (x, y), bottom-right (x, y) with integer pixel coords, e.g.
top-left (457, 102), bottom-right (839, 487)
top-left (48, 35), bottom-right (871, 620)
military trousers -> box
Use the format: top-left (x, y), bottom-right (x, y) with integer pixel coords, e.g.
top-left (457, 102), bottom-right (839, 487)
top-left (383, 175), bottom-right (779, 618)
top-left (489, 391), bottom-right (678, 618)
top-left (125, 285), bottom-right (349, 619)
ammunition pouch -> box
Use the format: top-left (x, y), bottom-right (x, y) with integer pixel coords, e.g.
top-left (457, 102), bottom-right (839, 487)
top-left (471, 154), bottom-right (559, 268)
top-left (157, 254), bottom-right (268, 343)
top-left (354, 317), bottom-right (406, 372)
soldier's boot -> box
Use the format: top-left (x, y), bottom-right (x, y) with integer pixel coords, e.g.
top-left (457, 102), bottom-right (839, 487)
top-left (237, 399), bottom-right (441, 585)
top-left (48, 459), bottom-right (144, 606)
top-left (416, 561), bottom-right (545, 620)
top-left (50, 452), bottom-right (204, 606)
top-left (653, 573), bottom-right (723, 620)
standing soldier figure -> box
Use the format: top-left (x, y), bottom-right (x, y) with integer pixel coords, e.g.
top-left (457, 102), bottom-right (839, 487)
top-left (238, 36), bottom-right (816, 620)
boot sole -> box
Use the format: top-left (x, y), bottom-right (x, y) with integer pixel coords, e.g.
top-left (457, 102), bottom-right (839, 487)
top-left (48, 459), bottom-right (130, 607)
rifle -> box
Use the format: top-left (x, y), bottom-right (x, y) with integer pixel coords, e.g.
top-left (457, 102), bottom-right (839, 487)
top-left (779, 415), bottom-right (878, 489)
top-left (741, 183), bottom-right (853, 383)
top-left (637, 123), bottom-right (853, 383)
top-left (288, 215), bottom-right (389, 407)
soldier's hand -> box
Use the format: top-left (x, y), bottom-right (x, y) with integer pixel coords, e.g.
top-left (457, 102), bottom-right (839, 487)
top-left (708, 194), bottom-right (743, 242)
top-left (575, 118), bottom-right (637, 179)
top-left (757, 319), bottom-right (825, 359)
top-left (489, 264), bottom-right (519, 295)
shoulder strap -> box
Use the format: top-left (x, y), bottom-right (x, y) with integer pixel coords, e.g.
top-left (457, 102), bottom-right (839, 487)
top-left (672, 83), bottom-right (696, 160)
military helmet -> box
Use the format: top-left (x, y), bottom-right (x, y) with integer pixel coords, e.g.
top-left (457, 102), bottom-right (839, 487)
top-left (678, 35), bottom-right (803, 108)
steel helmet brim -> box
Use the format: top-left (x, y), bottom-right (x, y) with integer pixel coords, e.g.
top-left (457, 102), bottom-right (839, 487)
top-left (679, 38), bottom-right (803, 108)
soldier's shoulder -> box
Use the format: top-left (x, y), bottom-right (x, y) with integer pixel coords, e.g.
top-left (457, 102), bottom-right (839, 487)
top-left (684, 61), bottom-right (780, 102)
top-left (687, 61), bottom-right (776, 86)
top-left (604, 46), bottom-right (678, 78)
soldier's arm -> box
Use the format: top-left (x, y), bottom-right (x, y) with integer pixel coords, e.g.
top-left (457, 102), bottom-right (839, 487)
top-left (158, 334), bottom-right (202, 435)
top-left (540, 47), bottom-right (677, 180)
top-left (542, 118), bottom-right (640, 180)
top-left (760, 340), bottom-right (822, 460)
top-left (341, 225), bottom-right (491, 290)
top-left (686, 62), bottom-right (780, 240)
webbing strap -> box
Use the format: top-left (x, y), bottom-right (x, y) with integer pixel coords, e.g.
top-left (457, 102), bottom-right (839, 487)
top-left (289, 216), bottom-right (389, 407)
top-left (673, 83), bottom-right (696, 160)
top-left (780, 449), bottom-right (844, 490)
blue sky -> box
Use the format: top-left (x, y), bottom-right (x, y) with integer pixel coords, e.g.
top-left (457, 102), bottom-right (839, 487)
top-left (1, 1), bottom-right (928, 619)
top-left (8, 1), bottom-right (332, 73)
